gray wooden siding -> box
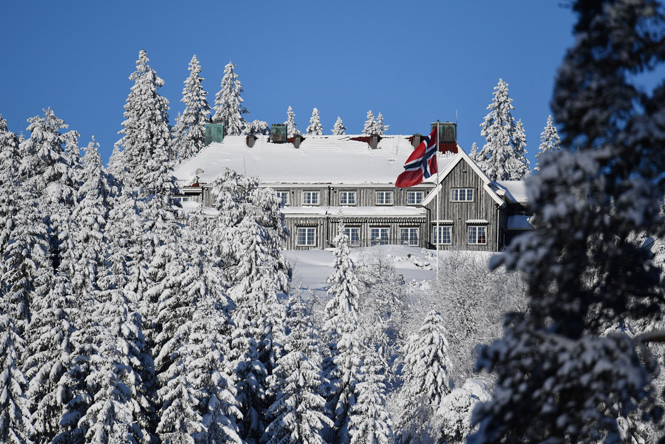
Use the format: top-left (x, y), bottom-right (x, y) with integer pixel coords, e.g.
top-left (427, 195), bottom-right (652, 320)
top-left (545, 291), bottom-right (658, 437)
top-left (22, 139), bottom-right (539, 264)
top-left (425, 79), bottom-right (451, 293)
top-left (425, 159), bottom-right (501, 251)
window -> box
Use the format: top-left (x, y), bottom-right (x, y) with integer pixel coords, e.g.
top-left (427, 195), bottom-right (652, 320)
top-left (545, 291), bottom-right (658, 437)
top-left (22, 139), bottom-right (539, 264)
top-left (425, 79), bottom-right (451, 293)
top-left (400, 228), bottom-right (419, 246)
top-left (173, 197), bottom-right (190, 203)
top-left (407, 191), bottom-right (424, 205)
top-left (376, 191), bottom-right (393, 205)
top-left (344, 227), bottom-right (360, 246)
top-left (297, 227), bottom-right (316, 246)
top-left (276, 191), bottom-right (289, 206)
top-left (451, 188), bottom-right (474, 202)
top-left (339, 191), bottom-right (357, 205)
top-left (370, 227), bottom-right (389, 245)
top-left (433, 226), bottom-right (452, 245)
top-left (303, 191), bottom-right (320, 205)
top-left (468, 226), bottom-right (487, 245)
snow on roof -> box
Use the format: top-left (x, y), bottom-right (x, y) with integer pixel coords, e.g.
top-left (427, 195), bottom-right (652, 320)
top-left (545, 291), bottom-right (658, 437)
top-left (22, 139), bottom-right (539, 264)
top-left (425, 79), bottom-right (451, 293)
top-left (173, 135), bottom-right (446, 185)
top-left (281, 206), bottom-right (426, 217)
top-left (507, 215), bottom-right (535, 230)
top-left (495, 180), bottom-right (529, 204)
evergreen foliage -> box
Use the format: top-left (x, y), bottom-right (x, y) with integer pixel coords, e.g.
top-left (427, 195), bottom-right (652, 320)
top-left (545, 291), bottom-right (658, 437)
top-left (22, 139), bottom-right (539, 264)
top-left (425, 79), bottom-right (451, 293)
top-left (470, 1), bottom-right (665, 443)
top-left (362, 111), bottom-right (375, 135)
top-left (307, 108), bottom-right (324, 135)
top-left (213, 61), bottom-right (248, 136)
top-left (373, 113), bottom-right (388, 136)
top-left (173, 55), bottom-right (211, 162)
top-left (476, 79), bottom-right (530, 180)
top-left (534, 115), bottom-right (561, 172)
top-left (285, 106), bottom-right (301, 138)
top-left (332, 117), bottom-right (347, 136)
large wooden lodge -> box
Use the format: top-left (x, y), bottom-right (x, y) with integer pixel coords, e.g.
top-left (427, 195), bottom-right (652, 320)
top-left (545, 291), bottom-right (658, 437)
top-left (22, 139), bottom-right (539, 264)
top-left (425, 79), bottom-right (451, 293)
top-left (172, 124), bottom-right (533, 251)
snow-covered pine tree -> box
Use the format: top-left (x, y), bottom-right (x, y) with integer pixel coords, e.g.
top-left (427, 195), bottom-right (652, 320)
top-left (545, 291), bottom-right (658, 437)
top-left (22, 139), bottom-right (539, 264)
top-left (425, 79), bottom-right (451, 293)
top-left (0, 315), bottom-right (35, 444)
top-left (213, 61), bottom-right (248, 136)
top-left (468, 142), bottom-right (481, 164)
top-left (324, 224), bottom-right (364, 444)
top-left (469, 1), bottom-right (665, 443)
top-left (285, 106), bottom-right (301, 138)
top-left (265, 292), bottom-right (333, 444)
top-left (397, 311), bottom-right (453, 444)
top-left (116, 50), bottom-right (172, 190)
top-left (332, 116), bottom-right (347, 136)
top-left (173, 55), bottom-right (211, 162)
top-left (476, 79), bottom-right (530, 181)
top-left (373, 112), bottom-right (389, 136)
top-left (362, 111), bottom-right (375, 135)
top-left (307, 108), bottom-right (324, 135)
top-left (348, 354), bottom-right (394, 444)
top-left (534, 115), bottom-right (561, 172)
top-left (0, 115), bottom-right (21, 187)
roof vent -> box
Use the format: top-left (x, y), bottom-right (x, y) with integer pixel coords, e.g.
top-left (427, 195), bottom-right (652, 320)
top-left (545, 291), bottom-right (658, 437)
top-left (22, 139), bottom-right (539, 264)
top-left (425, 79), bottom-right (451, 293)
top-left (369, 134), bottom-right (380, 149)
top-left (246, 135), bottom-right (258, 148)
top-left (431, 122), bottom-right (457, 153)
top-left (293, 134), bottom-right (304, 148)
top-left (410, 133), bottom-right (423, 148)
top-left (205, 123), bottom-right (224, 146)
top-left (270, 124), bottom-right (287, 143)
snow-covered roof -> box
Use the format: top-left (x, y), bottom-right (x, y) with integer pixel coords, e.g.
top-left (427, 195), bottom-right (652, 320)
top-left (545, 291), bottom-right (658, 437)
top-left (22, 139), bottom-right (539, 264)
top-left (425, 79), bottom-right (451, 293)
top-left (421, 145), bottom-right (505, 207)
top-left (173, 135), bottom-right (439, 186)
top-left (495, 180), bottom-right (529, 204)
top-left (281, 206), bottom-right (426, 217)
top-left (507, 215), bottom-right (535, 230)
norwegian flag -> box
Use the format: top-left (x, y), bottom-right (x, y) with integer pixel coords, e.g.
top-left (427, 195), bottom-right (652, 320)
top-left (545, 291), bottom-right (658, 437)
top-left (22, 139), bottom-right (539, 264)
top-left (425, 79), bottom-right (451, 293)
top-left (395, 127), bottom-right (438, 188)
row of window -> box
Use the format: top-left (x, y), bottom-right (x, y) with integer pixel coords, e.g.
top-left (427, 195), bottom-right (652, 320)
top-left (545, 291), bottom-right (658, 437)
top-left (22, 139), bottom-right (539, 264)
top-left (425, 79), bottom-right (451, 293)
top-left (276, 188), bottom-right (475, 207)
top-left (275, 190), bottom-right (426, 206)
top-left (432, 225), bottom-right (487, 245)
top-left (296, 226), bottom-right (486, 247)
top-left (296, 227), bottom-right (420, 247)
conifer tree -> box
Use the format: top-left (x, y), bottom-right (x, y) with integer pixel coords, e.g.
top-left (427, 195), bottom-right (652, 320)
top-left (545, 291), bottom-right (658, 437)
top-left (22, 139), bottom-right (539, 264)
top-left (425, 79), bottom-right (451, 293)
top-left (362, 111), bottom-right (376, 135)
top-left (476, 79), bottom-right (530, 181)
top-left (332, 116), bottom-right (347, 135)
top-left (307, 108), bottom-right (324, 135)
top-left (373, 112), bottom-right (389, 136)
top-left (470, 1), bottom-right (665, 443)
top-left (534, 115), bottom-right (561, 172)
top-left (213, 61), bottom-right (248, 136)
top-left (285, 106), bottom-right (301, 138)
top-left (265, 292), bottom-right (333, 444)
top-left (173, 55), bottom-right (211, 162)
top-left (397, 311), bottom-right (453, 443)
top-left (0, 115), bottom-right (21, 187)
top-left (116, 50), bottom-right (173, 189)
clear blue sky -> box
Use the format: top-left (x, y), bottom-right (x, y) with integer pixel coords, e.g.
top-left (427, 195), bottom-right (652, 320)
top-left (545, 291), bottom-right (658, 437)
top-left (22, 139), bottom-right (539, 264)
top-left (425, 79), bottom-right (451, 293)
top-left (1, 1), bottom-right (586, 168)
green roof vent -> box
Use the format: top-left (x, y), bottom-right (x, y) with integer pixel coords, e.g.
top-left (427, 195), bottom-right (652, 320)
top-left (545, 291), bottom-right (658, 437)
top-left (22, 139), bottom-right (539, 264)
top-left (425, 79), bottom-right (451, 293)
top-left (205, 123), bottom-right (224, 146)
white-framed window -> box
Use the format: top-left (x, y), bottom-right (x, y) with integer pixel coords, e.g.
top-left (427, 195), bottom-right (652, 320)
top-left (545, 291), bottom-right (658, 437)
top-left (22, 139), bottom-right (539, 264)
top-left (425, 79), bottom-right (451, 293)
top-left (173, 196), bottom-right (191, 203)
top-left (303, 191), bottom-right (320, 205)
top-left (276, 191), bottom-right (289, 206)
top-left (433, 226), bottom-right (452, 245)
top-left (400, 228), bottom-right (419, 246)
top-left (370, 227), bottom-right (389, 245)
top-left (468, 226), bottom-right (487, 245)
top-left (344, 227), bottom-right (360, 246)
top-left (375, 191), bottom-right (393, 205)
top-left (451, 188), bottom-right (474, 202)
top-left (297, 227), bottom-right (316, 246)
top-left (339, 191), bottom-right (357, 205)
top-left (407, 191), bottom-right (424, 205)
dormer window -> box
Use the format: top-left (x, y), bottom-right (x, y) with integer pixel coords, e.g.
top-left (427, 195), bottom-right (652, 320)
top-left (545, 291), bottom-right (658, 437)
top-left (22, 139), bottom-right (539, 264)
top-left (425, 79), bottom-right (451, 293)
top-left (339, 191), bottom-right (357, 205)
top-left (303, 191), bottom-right (320, 205)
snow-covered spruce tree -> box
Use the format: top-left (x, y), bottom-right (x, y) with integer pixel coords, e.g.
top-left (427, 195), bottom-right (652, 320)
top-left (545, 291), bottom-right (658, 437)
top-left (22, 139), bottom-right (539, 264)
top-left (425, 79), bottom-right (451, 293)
top-left (242, 120), bottom-right (270, 136)
top-left (116, 49), bottom-right (173, 189)
top-left (285, 106), bottom-right (301, 137)
top-left (0, 115), bottom-right (21, 187)
top-left (213, 61), bottom-right (248, 136)
top-left (534, 115), bottom-right (562, 172)
top-left (323, 224), bottom-right (364, 444)
top-left (396, 310), bottom-right (453, 444)
top-left (0, 315), bottom-right (35, 444)
top-left (307, 108), bottom-right (324, 135)
top-left (436, 379), bottom-right (491, 444)
top-left (476, 79), bottom-right (530, 181)
top-left (173, 55), bottom-right (211, 162)
top-left (373, 112), bottom-right (389, 136)
top-left (265, 291), bottom-right (333, 444)
top-left (469, 2), bottom-right (665, 443)
top-left (332, 116), bottom-right (347, 136)
top-left (362, 111), bottom-right (375, 135)
top-left (468, 142), bottom-right (481, 164)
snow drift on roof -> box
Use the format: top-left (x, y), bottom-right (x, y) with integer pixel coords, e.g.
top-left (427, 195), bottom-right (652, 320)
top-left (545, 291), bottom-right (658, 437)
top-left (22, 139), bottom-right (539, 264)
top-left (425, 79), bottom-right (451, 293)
top-left (495, 180), bottom-right (529, 203)
top-left (173, 135), bottom-right (454, 185)
top-left (507, 215), bottom-right (534, 230)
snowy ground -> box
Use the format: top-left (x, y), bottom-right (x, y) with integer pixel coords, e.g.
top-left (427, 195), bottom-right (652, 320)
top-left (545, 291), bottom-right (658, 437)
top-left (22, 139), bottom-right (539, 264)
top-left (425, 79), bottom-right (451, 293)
top-left (283, 245), bottom-right (493, 298)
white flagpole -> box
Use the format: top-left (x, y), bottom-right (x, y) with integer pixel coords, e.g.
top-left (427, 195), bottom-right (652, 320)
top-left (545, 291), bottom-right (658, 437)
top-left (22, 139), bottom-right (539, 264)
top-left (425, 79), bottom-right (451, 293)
top-left (436, 120), bottom-right (440, 281)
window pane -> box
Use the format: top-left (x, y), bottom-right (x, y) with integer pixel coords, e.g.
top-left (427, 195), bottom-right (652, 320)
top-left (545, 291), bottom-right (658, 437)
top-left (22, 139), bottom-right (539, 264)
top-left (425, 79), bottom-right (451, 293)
top-left (467, 189), bottom-right (473, 201)
top-left (468, 226), bottom-right (476, 244)
top-left (478, 226), bottom-right (486, 244)
top-left (442, 227), bottom-right (451, 244)
top-left (451, 189), bottom-right (458, 201)
top-left (348, 192), bottom-right (356, 204)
